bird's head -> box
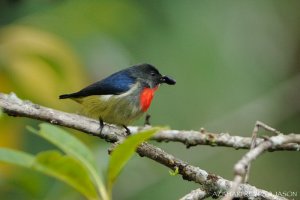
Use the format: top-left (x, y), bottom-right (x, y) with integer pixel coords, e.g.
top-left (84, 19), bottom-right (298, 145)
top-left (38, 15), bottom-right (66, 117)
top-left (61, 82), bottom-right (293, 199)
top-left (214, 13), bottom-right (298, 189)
top-left (128, 63), bottom-right (176, 88)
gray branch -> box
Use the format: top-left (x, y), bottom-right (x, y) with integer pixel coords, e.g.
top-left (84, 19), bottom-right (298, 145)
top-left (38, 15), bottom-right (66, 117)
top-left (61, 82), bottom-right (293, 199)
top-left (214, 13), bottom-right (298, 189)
top-left (0, 92), bottom-right (296, 200)
top-left (152, 129), bottom-right (299, 151)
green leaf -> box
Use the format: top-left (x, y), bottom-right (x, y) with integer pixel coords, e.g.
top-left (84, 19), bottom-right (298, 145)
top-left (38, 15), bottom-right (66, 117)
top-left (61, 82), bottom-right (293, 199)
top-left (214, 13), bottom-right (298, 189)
top-left (33, 150), bottom-right (98, 200)
top-left (107, 127), bottom-right (162, 190)
top-left (0, 148), bottom-right (98, 200)
top-left (27, 124), bottom-right (109, 200)
top-left (27, 124), bottom-right (95, 166)
top-left (0, 148), bottom-right (34, 167)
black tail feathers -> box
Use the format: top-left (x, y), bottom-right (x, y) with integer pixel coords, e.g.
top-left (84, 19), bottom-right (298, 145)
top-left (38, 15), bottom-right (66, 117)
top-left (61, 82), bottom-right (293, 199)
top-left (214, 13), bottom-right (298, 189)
top-left (59, 91), bottom-right (85, 99)
top-left (59, 94), bottom-right (74, 99)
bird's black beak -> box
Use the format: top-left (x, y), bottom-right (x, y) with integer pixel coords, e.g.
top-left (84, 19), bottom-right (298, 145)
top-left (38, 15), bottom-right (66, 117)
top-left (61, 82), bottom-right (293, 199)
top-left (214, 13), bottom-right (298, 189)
top-left (161, 75), bottom-right (176, 85)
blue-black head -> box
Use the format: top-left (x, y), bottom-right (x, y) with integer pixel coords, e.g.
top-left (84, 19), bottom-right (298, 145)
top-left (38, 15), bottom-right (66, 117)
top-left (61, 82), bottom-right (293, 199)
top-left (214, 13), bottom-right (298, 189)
top-left (127, 63), bottom-right (176, 88)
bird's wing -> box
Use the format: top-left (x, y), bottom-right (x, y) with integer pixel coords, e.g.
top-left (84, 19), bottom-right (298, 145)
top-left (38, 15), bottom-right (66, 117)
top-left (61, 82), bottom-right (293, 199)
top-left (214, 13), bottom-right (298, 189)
top-left (59, 71), bottom-right (136, 99)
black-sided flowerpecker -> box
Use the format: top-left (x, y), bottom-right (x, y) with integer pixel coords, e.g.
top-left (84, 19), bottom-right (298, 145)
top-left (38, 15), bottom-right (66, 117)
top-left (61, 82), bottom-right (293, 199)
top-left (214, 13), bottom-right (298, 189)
top-left (59, 63), bottom-right (176, 134)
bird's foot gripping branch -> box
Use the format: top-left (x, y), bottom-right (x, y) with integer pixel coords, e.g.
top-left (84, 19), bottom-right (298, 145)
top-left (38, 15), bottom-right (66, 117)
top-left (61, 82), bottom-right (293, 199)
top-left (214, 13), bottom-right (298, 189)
top-left (1, 92), bottom-right (299, 200)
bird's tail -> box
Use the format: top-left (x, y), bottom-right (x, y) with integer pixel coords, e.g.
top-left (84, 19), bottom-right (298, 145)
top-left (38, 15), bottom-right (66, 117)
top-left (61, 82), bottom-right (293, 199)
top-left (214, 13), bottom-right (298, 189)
top-left (59, 93), bottom-right (77, 99)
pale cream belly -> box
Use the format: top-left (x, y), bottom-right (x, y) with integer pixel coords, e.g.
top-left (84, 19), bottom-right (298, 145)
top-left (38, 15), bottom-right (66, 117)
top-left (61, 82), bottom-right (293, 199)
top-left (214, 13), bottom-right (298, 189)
top-left (73, 94), bottom-right (144, 126)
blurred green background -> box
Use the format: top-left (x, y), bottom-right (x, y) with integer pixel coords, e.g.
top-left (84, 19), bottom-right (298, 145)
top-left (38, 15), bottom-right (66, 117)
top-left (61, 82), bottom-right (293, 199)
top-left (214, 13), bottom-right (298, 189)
top-left (1, 0), bottom-right (300, 199)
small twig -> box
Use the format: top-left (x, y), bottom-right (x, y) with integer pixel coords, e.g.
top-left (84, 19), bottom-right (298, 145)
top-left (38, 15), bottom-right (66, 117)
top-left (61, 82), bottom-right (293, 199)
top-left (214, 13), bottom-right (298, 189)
top-left (244, 122), bottom-right (259, 183)
top-left (255, 121), bottom-right (282, 135)
top-left (244, 121), bottom-right (282, 183)
top-left (180, 188), bottom-right (208, 200)
top-left (247, 121), bottom-right (283, 183)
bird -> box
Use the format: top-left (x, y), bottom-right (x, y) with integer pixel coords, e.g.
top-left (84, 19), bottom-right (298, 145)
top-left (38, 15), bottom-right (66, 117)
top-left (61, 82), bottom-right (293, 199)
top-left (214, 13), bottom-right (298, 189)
top-left (59, 63), bottom-right (176, 135)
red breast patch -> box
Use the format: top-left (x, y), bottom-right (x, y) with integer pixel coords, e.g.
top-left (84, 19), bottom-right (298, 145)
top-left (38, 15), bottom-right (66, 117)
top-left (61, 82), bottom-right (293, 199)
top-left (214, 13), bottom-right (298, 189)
top-left (140, 86), bottom-right (158, 112)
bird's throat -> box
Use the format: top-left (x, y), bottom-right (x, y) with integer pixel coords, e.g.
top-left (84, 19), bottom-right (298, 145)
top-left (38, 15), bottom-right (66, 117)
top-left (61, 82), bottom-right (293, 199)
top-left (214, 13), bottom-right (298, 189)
top-left (140, 86), bottom-right (158, 112)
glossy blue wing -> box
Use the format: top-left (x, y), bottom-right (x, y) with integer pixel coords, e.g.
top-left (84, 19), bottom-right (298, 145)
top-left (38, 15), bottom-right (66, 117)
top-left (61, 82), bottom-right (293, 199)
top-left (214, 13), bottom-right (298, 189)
top-left (60, 71), bottom-right (136, 98)
top-left (96, 71), bottom-right (136, 94)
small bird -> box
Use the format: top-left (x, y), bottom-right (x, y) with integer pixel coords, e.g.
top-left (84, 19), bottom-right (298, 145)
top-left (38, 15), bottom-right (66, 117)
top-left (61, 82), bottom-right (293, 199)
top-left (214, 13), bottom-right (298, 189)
top-left (59, 63), bottom-right (176, 134)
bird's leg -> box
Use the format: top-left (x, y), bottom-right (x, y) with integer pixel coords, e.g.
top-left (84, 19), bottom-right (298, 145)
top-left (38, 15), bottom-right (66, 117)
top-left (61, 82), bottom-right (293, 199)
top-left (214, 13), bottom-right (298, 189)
top-left (144, 113), bottom-right (151, 126)
top-left (98, 117), bottom-right (104, 134)
top-left (122, 125), bottom-right (131, 136)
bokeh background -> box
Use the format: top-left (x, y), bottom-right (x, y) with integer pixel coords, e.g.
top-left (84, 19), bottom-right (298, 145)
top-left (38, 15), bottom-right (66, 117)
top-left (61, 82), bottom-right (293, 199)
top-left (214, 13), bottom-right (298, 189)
top-left (1, 0), bottom-right (300, 199)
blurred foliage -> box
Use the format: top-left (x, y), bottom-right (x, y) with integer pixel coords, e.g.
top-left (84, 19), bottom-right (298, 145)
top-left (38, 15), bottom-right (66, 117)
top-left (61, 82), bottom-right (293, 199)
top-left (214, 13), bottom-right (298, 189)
top-left (0, 124), bottom-right (161, 200)
top-left (0, 25), bottom-right (87, 107)
top-left (0, 123), bottom-right (102, 200)
top-left (0, 0), bottom-right (300, 199)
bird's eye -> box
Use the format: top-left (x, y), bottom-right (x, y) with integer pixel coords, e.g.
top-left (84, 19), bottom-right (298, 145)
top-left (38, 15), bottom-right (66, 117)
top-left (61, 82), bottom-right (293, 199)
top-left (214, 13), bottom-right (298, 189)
top-left (151, 72), bottom-right (155, 76)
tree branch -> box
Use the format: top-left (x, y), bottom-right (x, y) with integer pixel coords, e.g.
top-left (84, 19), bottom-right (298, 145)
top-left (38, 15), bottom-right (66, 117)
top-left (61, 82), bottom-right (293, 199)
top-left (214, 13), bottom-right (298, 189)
top-left (1, 92), bottom-right (298, 152)
top-left (0, 92), bottom-right (297, 200)
top-left (152, 129), bottom-right (299, 151)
